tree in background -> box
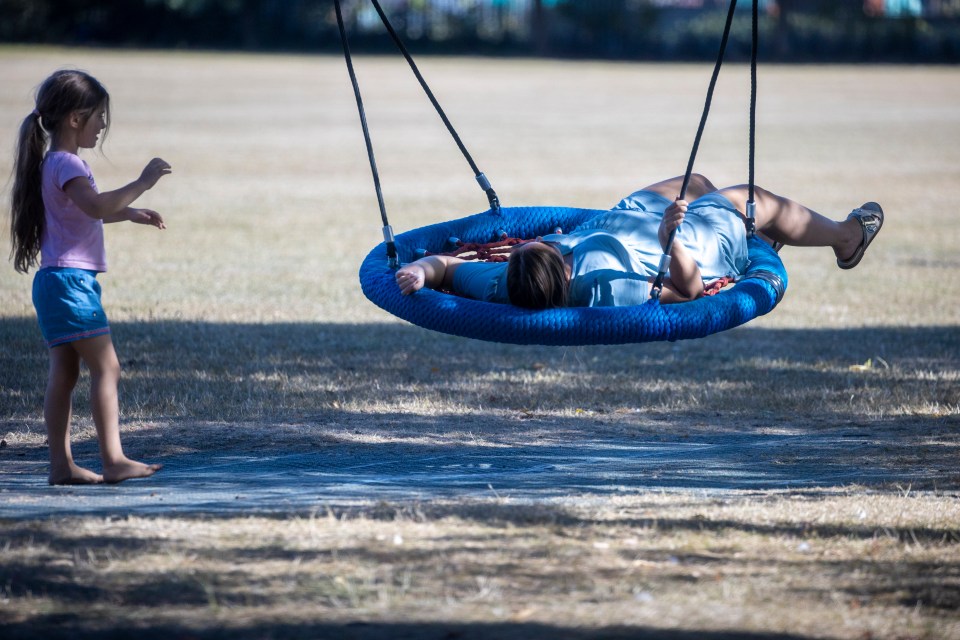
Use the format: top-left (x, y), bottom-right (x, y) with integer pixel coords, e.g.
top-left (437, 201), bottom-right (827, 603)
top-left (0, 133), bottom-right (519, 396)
top-left (0, 0), bottom-right (957, 62)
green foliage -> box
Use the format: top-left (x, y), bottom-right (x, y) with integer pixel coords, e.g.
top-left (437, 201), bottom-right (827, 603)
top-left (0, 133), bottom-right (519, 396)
top-left (0, 1), bottom-right (958, 62)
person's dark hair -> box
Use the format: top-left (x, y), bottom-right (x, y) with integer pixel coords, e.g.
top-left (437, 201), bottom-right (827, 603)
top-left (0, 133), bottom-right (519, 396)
top-left (506, 242), bottom-right (569, 309)
top-left (10, 70), bottom-right (110, 274)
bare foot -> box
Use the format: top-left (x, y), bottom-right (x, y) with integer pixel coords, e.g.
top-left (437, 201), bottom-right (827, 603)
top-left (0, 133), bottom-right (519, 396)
top-left (103, 458), bottom-right (163, 484)
top-left (49, 462), bottom-right (104, 485)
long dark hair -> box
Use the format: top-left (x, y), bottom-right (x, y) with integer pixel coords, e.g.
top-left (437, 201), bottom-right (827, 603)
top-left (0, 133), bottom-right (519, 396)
top-left (10, 69), bottom-right (110, 273)
top-left (507, 242), bottom-right (569, 309)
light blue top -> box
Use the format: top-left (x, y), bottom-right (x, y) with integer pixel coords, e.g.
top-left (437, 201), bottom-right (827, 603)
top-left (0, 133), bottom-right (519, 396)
top-left (452, 190), bottom-right (750, 307)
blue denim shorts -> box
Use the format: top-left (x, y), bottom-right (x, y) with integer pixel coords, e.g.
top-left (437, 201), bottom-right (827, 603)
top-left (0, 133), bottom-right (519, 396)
top-left (32, 267), bottom-right (111, 348)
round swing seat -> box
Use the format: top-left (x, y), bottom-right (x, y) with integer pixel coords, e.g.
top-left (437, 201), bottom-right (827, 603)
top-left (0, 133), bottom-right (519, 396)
top-left (359, 206), bottom-right (787, 346)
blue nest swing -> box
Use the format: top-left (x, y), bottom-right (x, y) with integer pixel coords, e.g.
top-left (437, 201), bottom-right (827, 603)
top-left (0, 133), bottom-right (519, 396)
top-left (359, 206), bottom-right (787, 346)
top-left (341, 0), bottom-right (784, 346)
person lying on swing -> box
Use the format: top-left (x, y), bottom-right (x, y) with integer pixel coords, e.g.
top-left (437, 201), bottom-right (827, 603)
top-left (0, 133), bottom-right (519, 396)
top-left (395, 174), bottom-right (884, 308)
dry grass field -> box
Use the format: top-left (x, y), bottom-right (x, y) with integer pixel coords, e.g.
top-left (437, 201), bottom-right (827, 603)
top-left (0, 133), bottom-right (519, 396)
top-left (0, 47), bottom-right (959, 639)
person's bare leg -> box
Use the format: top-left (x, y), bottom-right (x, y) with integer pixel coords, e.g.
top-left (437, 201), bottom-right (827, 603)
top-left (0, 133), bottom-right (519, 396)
top-left (640, 173), bottom-right (718, 202)
top-left (716, 184), bottom-right (862, 260)
top-left (71, 334), bottom-right (161, 483)
top-left (45, 345), bottom-right (103, 485)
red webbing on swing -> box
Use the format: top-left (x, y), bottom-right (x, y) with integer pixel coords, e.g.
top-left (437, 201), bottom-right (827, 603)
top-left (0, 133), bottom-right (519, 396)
top-left (429, 238), bottom-right (738, 295)
top-left (425, 237), bottom-right (528, 262)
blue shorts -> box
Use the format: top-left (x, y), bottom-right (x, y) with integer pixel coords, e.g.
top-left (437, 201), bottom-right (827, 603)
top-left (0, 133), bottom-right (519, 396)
top-left (32, 267), bottom-right (111, 348)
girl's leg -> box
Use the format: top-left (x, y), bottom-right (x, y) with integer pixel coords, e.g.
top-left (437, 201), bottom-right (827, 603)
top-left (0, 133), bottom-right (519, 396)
top-left (70, 334), bottom-right (161, 483)
top-left (716, 184), bottom-right (862, 260)
top-left (640, 173), bottom-right (719, 202)
top-left (45, 345), bottom-right (102, 485)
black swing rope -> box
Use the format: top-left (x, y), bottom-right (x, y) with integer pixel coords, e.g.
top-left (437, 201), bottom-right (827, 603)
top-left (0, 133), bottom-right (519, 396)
top-left (366, 0), bottom-right (501, 215)
top-left (334, 0), bottom-right (398, 268)
top-left (748, 0), bottom-right (759, 207)
top-left (650, 0), bottom-right (759, 300)
top-left (334, 0), bottom-right (501, 269)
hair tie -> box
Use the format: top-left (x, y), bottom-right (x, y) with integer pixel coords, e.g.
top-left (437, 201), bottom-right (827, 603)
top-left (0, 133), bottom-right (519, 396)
top-left (32, 108), bottom-right (40, 118)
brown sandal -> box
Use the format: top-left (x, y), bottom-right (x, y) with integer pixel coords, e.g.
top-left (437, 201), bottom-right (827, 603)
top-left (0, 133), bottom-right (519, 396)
top-left (837, 202), bottom-right (884, 270)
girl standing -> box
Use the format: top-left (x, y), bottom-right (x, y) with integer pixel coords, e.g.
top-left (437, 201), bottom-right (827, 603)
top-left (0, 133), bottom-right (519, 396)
top-left (10, 69), bottom-right (170, 484)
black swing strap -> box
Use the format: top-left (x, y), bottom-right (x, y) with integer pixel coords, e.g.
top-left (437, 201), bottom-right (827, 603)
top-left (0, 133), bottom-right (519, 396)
top-left (368, 0), bottom-right (501, 214)
top-left (747, 0), bottom-right (759, 217)
top-left (651, 0), bottom-right (759, 300)
top-left (334, 0), bottom-right (398, 268)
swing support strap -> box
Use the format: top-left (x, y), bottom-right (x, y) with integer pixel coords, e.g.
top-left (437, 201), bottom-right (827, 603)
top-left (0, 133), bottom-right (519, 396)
top-left (368, 0), bottom-right (501, 214)
top-left (337, 0), bottom-right (500, 224)
top-left (745, 0), bottom-right (759, 236)
top-left (334, 0), bottom-right (398, 268)
top-left (651, 0), bottom-right (759, 300)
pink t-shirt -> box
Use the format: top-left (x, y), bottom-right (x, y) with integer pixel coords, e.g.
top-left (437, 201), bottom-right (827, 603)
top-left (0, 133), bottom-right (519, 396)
top-left (40, 151), bottom-right (107, 272)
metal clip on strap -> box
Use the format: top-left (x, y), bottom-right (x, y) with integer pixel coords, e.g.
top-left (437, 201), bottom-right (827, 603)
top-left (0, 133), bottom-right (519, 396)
top-left (476, 173), bottom-right (501, 215)
top-left (649, 253), bottom-right (672, 301)
top-left (383, 225), bottom-right (399, 269)
top-left (745, 200), bottom-right (757, 237)
top-left (658, 253), bottom-right (672, 274)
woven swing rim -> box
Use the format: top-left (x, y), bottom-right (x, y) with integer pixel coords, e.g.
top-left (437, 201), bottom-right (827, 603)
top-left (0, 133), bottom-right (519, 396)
top-left (359, 206), bottom-right (788, 346)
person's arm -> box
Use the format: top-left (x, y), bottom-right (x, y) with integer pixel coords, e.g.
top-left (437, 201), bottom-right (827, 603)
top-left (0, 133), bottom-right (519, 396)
top-left (657, 198), bottom-right (704, 304)
top-left (64, 157), bottom-right (171, 222)
top-left (102, 207), bottom-right (166, 229)
top-left (395, 255), bottom-right (466, 295)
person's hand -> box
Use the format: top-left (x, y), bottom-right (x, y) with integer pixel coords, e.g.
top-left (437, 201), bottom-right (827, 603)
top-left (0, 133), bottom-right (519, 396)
top-left (659, 198), bottom-right (687, 250)
top-left (138, 158), bottom-right (172, 190)
top-left (128, 208), bottom-right (166, 229)
top-left (395, 263), bottom-right (426, 295)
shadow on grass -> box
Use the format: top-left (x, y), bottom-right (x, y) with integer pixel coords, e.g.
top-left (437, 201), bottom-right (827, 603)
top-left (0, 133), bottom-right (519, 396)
top-left (2, 316), bottom-right (958, 418)
top-left (1, 317), bottom-right (958, 516)
top-left (0, 620), bottom-right (823, 640)
top-left (1, 503), bottom-right (957, 637)
top-left (7, 503), bottom-right (959, 600)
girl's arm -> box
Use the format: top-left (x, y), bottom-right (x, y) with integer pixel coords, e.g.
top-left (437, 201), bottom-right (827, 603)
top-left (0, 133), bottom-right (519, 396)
top-left (657, 199), bottom-right (704, 304)
top-left (395, 255), bottom-right (466, 295)
top-left (63, 157), bottom-right (171, 222)
top-left (101, 207), bottom-right (166, 229)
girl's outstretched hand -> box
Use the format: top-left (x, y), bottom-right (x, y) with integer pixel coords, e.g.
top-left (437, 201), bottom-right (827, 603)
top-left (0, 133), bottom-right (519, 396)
top-left (139, 158), bottom-right (172, 190)
top-left (128, 208), bottom-right (166, 229)
top-left (395, 263), bottom-right (426, 295)
top-left (659, 198), bottom-right (688, 250)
